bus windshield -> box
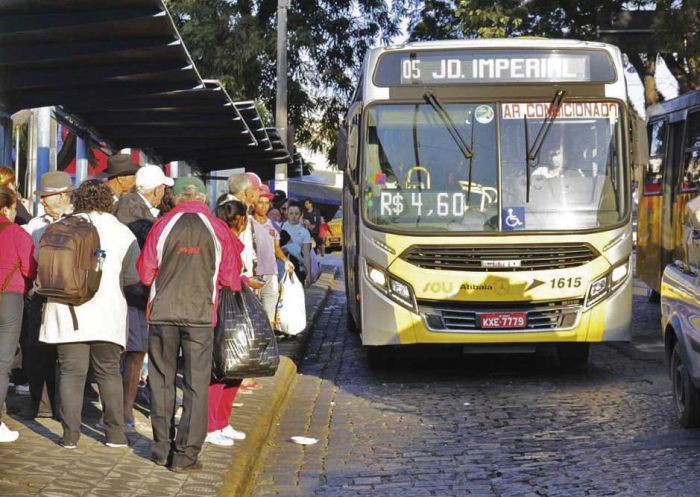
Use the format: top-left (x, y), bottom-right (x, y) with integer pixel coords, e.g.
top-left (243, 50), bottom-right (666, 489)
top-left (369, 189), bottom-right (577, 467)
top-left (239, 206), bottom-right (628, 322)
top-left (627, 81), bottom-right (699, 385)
top-left (363, 103), bottom-right (499, 232)
top-left (500, 101), bottom-right (624, 231)
top-left (363, 101), bottom-right (625, 232)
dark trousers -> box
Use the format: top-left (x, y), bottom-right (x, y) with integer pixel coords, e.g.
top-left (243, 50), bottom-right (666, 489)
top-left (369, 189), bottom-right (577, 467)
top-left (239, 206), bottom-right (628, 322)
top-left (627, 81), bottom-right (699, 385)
top-left (56, 342), bottom-right (126, 445)
top-left (149, 325), bottom-right (213, 468)
top-left (23, 295), bottom-right (57, 416)
top-left (0, 293), bottom-right (23, 423)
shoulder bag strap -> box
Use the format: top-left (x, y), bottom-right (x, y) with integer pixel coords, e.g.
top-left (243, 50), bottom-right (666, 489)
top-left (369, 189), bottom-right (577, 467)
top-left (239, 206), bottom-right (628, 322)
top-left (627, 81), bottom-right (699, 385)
top-left (249, 217), bottom-right (259, 275)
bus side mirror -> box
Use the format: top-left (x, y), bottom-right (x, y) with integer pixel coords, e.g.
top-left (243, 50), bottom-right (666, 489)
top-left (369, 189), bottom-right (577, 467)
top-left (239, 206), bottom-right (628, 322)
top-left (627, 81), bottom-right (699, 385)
top-left (337, 126), bottom-right (348, 170)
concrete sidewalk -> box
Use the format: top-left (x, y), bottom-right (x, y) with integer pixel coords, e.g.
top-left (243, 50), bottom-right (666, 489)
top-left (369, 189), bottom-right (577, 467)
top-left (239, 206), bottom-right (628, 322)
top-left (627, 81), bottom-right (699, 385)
top-left (0, 270), bottom-right (335, 497)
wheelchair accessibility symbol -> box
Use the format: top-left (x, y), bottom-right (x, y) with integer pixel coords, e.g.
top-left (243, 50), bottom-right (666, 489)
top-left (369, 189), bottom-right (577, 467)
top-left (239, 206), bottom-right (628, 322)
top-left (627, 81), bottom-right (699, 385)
top-left (502, 207), bottom-right (525, 231)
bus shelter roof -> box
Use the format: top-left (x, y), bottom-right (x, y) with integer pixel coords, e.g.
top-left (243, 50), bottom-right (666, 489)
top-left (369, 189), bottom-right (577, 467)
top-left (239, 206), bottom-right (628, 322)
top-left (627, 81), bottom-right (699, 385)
top-left (0, 0), bottom-right (291, 174)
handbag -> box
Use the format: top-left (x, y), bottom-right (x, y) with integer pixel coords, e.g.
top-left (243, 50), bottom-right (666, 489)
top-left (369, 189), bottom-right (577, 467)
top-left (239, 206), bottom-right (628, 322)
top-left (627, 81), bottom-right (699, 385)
top-left (212, 285), bottom-right (279, 381)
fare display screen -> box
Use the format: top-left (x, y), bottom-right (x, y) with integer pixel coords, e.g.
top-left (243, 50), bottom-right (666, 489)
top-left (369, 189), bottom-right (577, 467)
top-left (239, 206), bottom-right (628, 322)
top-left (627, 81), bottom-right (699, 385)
top-left (378, 191), bottom-right (469, 219)
top-left (373, 49), bottom-right (616, 86)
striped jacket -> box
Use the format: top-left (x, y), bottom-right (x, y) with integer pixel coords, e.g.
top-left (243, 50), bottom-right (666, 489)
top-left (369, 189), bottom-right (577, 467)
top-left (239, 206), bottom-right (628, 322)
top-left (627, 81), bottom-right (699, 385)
top-left (136, 201), bottom-right (241, 327)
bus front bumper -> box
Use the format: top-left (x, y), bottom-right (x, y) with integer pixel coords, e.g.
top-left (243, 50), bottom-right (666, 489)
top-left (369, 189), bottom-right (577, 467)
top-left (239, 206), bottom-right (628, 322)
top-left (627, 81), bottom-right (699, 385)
top-left (359, 273), bottom-right (632, 346)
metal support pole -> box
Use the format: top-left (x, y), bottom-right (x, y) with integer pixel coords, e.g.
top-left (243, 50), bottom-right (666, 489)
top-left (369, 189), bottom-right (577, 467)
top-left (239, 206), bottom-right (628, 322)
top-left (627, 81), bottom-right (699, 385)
top-left (0, 112), bottom-right (12, 166)
top-left (36, 107), bottom-right (51, 180)
top-left (76, 135), bottom-right (88, 183)
top-left (274, 163), bottom-right (288, 194)
top-left (275, 0), bottom-right (288, 149)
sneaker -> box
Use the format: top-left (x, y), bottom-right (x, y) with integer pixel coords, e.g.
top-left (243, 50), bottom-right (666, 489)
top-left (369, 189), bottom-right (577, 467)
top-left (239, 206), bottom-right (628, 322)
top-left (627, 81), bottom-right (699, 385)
top-left (105, 441), bottom-right (128, 448)
top-left (204, 430), bottom-right (234, 447)
top-left (221, 425), bottom-right (246, 441)
top-left (0, 422), bottom-right (19, 443)
top-left (124, 421), bottom-right (148, 433)
top-left (59, 438), bottom-right (76, 449)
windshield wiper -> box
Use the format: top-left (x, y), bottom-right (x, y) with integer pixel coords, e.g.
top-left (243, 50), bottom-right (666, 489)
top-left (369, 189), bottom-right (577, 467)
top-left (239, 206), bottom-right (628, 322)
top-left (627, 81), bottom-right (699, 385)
top-left (423, 92), bottom-right (475, 199)
top-left (524, 89), bottom-right (566, 202)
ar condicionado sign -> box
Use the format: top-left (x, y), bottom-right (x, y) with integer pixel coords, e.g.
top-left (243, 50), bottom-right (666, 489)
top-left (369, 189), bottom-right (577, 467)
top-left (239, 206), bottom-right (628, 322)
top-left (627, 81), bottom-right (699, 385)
top-left (501, 102), bottom-right (619, 120)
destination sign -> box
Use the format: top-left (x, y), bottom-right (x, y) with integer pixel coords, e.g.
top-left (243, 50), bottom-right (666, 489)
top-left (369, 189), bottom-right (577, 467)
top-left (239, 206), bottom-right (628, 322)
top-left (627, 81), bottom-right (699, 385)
top-left (374, 49), bottom-right (616, 86)
top-left (501, 102), bottom-right (619, 120)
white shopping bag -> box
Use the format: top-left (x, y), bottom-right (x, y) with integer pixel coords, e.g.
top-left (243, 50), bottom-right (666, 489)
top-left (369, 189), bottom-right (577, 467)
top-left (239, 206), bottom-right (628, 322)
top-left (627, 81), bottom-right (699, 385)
top-left (276, 272), bottom-right (307, 335)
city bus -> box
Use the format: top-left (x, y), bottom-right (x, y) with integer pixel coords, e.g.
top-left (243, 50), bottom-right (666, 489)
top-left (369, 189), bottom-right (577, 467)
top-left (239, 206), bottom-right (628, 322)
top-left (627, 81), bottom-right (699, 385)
top-left (636, 91), bottom-right (700, 301)
top-left (338, 38), bottom-right (642, 367)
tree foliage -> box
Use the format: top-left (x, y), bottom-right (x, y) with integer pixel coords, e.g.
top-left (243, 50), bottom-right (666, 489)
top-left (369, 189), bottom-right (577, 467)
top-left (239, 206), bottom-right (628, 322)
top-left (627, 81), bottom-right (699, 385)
top-left (166, 0), bottom-right (402, 163)
top-left (405, 0), bottom-right (699, 102)
top-left (653, 0), bottom-right (700, 92)
top-left (166, 0), bottom-right (699, 163)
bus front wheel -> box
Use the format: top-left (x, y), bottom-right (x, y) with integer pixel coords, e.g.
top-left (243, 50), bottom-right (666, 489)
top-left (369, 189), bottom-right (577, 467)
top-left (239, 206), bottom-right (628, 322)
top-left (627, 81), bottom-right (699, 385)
top-left (648, 288), bottom-right (661, 303)
top-left (347, 308), bottom-right (361, 334)
top-left (556, 343), bottom-right (590, 367)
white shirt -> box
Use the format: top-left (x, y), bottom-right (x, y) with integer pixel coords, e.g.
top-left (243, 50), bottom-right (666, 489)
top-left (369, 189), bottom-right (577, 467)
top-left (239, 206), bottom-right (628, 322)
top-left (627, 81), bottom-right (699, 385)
top-left (226, 194), bottom-right (257, 277)
top-left (137, 191), bottom-right (160, 218)
top-left (40, 212), bottom-right (140, 348)
top-left (281, 221), bottom-right (312, 247)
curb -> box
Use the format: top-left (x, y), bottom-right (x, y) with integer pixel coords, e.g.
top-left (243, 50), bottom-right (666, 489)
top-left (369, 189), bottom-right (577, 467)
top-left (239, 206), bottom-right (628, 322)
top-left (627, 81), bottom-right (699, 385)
top-left (217, 270), bottom-right (334, 497)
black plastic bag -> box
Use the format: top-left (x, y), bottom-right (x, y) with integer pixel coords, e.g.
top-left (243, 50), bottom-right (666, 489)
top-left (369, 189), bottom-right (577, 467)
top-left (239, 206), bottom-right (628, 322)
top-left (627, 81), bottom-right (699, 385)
top-left (212, 285), bottom-right (279, 381)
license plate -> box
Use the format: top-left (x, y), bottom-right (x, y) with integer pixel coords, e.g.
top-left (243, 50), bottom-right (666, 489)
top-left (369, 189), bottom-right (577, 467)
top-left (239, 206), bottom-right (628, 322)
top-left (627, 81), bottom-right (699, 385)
top-left (480, 312), bottom-right (527, 329)
top-left (329, 237), bottom-right (341, 243)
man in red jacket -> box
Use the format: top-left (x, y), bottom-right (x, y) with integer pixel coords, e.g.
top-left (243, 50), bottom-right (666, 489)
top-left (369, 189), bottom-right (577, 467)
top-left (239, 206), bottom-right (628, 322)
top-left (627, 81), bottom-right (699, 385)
top-left (137, 177), bottom-right (241, 472)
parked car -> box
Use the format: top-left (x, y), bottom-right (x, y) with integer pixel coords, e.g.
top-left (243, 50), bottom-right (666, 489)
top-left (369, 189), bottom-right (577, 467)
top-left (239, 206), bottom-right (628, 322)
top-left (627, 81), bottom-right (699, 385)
top-left (660, 262), bottom-right (700, 427)
top-left (325, 208), bottom-right (343, 252)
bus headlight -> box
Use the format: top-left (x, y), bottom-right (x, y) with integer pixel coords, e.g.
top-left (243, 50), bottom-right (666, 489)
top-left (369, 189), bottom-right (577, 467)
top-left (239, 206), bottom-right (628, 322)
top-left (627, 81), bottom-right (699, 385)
top-left (368, 266), bottom-right (387, 288)
top-left (586, 275), bottom-right (609, 307)
top-left (585, 257), bottom-right (630, 309)
top-left (611, 257), bottom-right (630, 290)
top-left (365, 261), bottom-right (417, 311)
top-left (390, 279), bottom-right (412, 302)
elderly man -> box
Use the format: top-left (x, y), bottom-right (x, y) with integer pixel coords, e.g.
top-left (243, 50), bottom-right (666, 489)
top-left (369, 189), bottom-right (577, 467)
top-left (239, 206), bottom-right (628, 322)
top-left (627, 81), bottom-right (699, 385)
top-left (137, 177), bottom-right (240, 472)
top-left (20, 172), bottom-right (75, 419)
top-left (114, 165), bottom-right (173, 429)
top-left (226, 173), bottom-right (259, 278)
top-left (101, 154), bottom-right (140, 201)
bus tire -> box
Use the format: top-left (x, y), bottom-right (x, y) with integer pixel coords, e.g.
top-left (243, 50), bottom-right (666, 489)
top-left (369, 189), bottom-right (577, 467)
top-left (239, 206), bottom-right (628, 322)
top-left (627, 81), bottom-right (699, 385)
top-left (648, 288), bottom-right (661, 303)
top-left (671, 344), bottom-right (700, 428)
top-left (347, 308), bottom-right (361, 334)
top-left (366, 346), bottom-right (394, 370)
top-left (556, 343), bottom-right (590, 367)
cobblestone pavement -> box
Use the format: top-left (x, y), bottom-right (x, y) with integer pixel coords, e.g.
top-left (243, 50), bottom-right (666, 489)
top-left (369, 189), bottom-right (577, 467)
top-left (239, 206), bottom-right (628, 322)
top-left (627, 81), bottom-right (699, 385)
top-left (250, 276), bottom-right (700, 497)
top-left (0, 276), bottom-right (332, 497)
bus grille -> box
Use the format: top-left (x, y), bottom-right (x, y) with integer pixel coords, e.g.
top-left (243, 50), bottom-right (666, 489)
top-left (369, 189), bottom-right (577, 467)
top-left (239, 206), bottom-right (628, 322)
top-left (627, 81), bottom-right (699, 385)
top-left (400, 244), bottom-right (599, 272)
top-left (418, 299), bottom-right (583, 332)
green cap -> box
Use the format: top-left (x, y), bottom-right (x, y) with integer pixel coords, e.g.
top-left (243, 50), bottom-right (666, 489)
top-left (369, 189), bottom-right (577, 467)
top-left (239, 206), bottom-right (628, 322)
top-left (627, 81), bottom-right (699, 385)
top-left (173, 177), bottom-right (206, 196)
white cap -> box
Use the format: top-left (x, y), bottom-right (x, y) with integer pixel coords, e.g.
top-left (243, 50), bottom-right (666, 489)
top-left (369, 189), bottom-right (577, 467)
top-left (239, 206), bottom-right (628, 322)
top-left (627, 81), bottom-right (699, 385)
top-left (135, 165), bottom-right (175, 190)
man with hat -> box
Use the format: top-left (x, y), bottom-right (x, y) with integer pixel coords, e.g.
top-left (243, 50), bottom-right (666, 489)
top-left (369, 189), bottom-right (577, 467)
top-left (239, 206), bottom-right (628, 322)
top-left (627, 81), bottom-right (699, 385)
top-left (100, 154), bottom-right (140, 202)
top-left (24, 171), bottom-right (75, 248)
top-left (137, 177), bottom-right (240, 472)
top-left (113, 165), bottom-right (174, 430)
top-left (20, 171), bottom-right (75, 419)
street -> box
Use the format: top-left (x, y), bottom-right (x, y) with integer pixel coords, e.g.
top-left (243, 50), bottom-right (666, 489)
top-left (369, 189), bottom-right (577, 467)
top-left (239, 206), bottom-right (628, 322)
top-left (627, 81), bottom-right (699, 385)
top-left (250, 258), bottom-right (700, 497)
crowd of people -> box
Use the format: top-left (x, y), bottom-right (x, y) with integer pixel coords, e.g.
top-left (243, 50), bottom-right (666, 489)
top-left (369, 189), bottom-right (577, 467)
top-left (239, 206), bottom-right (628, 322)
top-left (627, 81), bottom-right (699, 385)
top-left (0, 156), bottom-right (322, 472)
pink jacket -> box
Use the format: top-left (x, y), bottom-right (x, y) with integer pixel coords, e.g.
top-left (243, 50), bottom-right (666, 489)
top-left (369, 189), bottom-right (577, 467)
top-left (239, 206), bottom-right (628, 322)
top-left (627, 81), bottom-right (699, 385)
top-left (0, 215), bottom-right (37, 295)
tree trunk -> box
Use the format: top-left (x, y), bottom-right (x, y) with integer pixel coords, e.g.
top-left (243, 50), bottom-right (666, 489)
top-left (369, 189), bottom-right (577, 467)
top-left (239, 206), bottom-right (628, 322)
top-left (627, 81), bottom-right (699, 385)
top-left (644, 53), bottom-right (659, 106)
